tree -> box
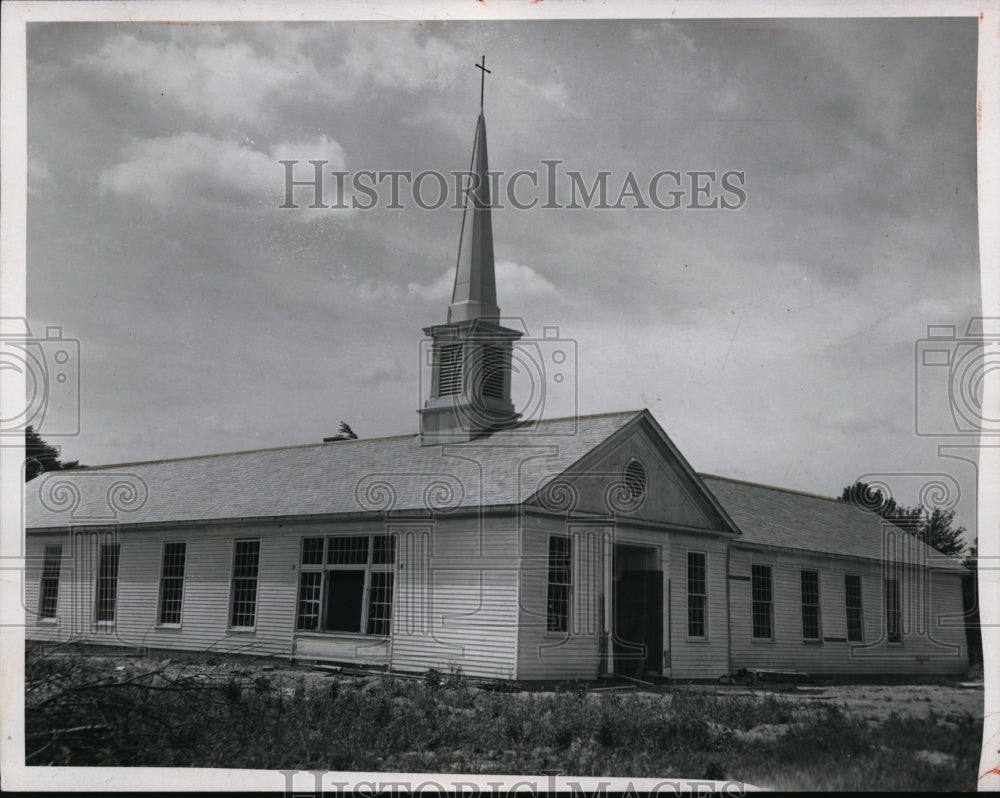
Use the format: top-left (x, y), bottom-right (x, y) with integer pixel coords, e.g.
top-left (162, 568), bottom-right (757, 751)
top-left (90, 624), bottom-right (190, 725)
top-left (838, 480), bottom-right (967, 557)
top-left (24, 426), bottom-right (83, 482)
top-left (323, 421), bottom-right (358, 442)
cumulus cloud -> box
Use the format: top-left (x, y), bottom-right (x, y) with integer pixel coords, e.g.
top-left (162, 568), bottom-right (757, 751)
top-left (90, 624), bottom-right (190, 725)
top-left (79, 30), bottom-right (329, 123)
top-left (78, 25), bottom-right (464, 127)
top-left (97, 132), bottom-right (348, 215)
top-left (497, 260), bottom-right (560, 299)
top-left (405, 260), bottom-right (559, 303)
top-left (340, 25), bottom-right (463, 92)
top-left (405, 268), bottom-right (453, 301)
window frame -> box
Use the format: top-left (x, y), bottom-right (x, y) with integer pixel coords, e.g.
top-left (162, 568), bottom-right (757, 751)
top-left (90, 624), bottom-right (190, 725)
top-left (686, 550), bottom-right (708, 640)
top-left (94, 541), bottom-right (121, 624)
top-left (546, 534), bottom-right (572, 634)
top-left (751, 563), bottom-right (774, 641)
top-left (38, 544), bottom-right (63, 622)
top-left (228, 538), bottom-right (261, 630)
top-left (157, 541), bottom-right (187, 627)
top-left (295, 534), bottom-right (396, 637)
top-left (800, 569), bottom-right (821, 643)
top-left (884, 573), bottom-right (902, 645)
top-left (844, 573), bottom-right (865, 643)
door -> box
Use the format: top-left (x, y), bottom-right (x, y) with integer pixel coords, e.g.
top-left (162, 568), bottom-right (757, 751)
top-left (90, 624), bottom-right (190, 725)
top-left (614, 569), bottom-right (663, 678)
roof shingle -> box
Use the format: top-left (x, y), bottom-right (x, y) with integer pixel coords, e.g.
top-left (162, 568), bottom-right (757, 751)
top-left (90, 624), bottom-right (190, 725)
top-left (700, 474), bottom-right (966, 572)
top-left (25, 411), bottom-right (640, 529)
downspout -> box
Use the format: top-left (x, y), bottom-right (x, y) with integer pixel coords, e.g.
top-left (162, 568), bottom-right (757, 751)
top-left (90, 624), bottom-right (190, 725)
top-left (725, 542), bottom-right (733, 678)
top-left (511, 517), bottom-right (521, 681)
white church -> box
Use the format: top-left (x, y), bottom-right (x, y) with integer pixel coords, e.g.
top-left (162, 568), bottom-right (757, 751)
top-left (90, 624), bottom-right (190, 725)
top-left (23, 81), bottom-right (969, 682)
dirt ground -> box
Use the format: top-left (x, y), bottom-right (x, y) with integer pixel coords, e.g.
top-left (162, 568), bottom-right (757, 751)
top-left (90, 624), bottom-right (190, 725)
top-left (766, 682), bottom-right (984, 721)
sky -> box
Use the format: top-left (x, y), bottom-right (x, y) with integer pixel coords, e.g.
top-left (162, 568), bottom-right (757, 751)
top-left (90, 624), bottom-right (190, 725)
top-left (23, 16), bottom-right (982, 537)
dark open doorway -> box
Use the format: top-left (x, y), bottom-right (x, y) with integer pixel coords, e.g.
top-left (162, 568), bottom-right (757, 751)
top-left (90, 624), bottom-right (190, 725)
top-left (613, 544), bottom-right (663, 678)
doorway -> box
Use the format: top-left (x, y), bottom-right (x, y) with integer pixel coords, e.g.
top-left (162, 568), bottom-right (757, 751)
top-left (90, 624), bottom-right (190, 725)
top-left (613, 544), bottom-right (663, 678)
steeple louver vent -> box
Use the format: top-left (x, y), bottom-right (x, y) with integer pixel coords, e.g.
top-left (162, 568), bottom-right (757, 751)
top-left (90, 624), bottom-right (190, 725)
top-left (481, 346), bottom-right (506, 399)
top-left (437, 344), bottom-right (463, 397)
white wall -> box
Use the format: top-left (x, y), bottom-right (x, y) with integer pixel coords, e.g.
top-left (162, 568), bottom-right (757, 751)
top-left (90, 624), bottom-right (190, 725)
top-left (728, 543), bottom-right (968, 676)
top-left (389, 515), bottom-right (520, 679)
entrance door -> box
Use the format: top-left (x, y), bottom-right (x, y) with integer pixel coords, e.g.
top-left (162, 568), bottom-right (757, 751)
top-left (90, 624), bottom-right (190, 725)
top-left (614, 569), bottom-right (663, 678)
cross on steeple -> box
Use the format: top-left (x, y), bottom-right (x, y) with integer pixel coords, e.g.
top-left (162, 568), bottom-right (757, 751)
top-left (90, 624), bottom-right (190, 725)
top-left (475, 55), bottom-right (491, 109)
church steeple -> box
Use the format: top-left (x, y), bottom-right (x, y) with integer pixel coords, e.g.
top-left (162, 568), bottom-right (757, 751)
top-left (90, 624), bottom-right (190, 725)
top-left (419, 57), bottom-right (523, 446)
top-left (448, 110), bottom-right (499, 324)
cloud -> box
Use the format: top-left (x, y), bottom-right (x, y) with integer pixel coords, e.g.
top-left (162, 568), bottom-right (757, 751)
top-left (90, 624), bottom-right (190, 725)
top-left (27, 155), bottom-right (53, 196)
top-left (340, 25), bottom-right (463, 92)
top-left (630, 21), bottom-right (699, 54)
top-left (79, 30), bottom-right (329, 124)
top-left (78, 25), bottom-right (464, 128)
top-left (405, 260), bottom-right (559, 302)
top-left (511, 76), bottom-right (572, 112)
top-left (358, 356), bottom-right (404, 384)
top-left (97, 132), bottom-right (348, 214)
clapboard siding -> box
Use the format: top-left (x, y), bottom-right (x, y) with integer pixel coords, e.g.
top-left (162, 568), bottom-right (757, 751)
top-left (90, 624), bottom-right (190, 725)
top-left (516, 519), bottom-right (605, 680)
top-left (728, 544), bottom-right (967, 675)
top-left (389, 516), bottom-right (519, 679)
top-left (24, 532), bottom-right (73, 643)
top-left (516, 521), bottom-right (733, 681)
top-left (24, 522), bottom-right (390, 659)
top-left (665, 530), bottom-right (731, 679)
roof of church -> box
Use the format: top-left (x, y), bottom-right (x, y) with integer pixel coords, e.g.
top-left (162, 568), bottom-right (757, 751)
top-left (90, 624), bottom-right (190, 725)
top-left (24, 410), bottom-right (642, 529)
top-left (23, 411), bottom-right (966, 572)
top-left (700, 474), bottom-right (967, 572)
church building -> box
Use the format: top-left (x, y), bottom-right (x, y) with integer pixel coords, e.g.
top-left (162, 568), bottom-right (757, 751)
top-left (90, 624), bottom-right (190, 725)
top-left (22, 76), bottom-right (969, 681)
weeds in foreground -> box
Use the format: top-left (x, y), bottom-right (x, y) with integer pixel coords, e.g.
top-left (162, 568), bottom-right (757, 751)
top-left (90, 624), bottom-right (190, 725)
top-left (23, 647), bottom-right (982, 789)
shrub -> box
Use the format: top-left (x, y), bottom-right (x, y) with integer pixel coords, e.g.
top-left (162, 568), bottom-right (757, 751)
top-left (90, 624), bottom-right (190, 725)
top-left (23, 645), bottom-right (984, 789)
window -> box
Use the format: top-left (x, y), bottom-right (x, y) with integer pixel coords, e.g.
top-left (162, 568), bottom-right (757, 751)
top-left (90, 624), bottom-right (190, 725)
top-left (800, 569), bottom-right (820, 641)
top-left (95, 542), bottom-right (121, 623)
top-left (845, 574), bottom-right (864, 642)
top-left (481, 345), bottom-right (506, 399)
top-left (437, 344), bottom-right (463, 396)
top-left (367, 571), bottom-right (393, 636)
top-left (751, 564), bottom-right (773, 640)
top-left (885, 575), bottom-right (902, 644)
top-left (297, 571), bottom-right (323, 630)
top-left (687, 551), bottom-right (707, 638)
top-left (230, 539), bottom-right (261, 628)
top-left (546, 535), bottom-right (572, 632)
top-left (39, 545), bottom-right (62, 620)
top-left (295, 534), bottom-right (395, 635)
top-left (328, 535), bottom-right (369, 565)
top-left (157, 542), bottom-right (186, 625)
top-left (623, 460), bottom-right (646, 502)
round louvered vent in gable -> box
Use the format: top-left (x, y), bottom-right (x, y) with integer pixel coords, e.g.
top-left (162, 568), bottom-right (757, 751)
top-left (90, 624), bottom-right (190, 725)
top-left (623, 459), bottom-right (647, 502)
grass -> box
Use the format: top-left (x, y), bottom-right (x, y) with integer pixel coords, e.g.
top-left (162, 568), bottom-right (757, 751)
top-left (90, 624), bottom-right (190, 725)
top-left (24, 646), bottom-right (982, 789)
